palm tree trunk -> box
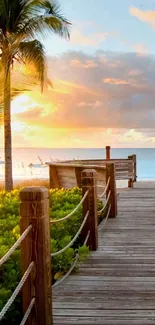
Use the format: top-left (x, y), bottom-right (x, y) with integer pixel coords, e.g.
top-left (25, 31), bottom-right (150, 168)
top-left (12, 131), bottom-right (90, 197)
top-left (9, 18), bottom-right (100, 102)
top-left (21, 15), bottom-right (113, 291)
top-left (4, 62), bottom-right (13, 191)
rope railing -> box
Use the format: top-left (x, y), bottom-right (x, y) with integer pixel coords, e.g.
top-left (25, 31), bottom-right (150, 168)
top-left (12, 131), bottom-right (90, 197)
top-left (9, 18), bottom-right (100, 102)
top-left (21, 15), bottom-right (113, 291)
top-left (52, 230), bottom-right (90, 288)
top-left (98, 190), bottom-right (111, 215)
top-left (50, 190), bottom-right (89, 224)
top-left (98, 204), bottom-right (111, 231)
top-left (0, 224), bottom-right (32, 267)
top-left (20, 298), bottom-right (35, 325)
top-left (0, 261), bottom-right (34, 322)
top-left (0, 224), bottom-right (35, 324)
top-left (53, 253), bottom-right (79, 288)
top-left (84, 230), bottom-right (90, 246)
top-left (97, 176), bottom-right (110, 199)
top-left (51, 210), bottom-right (89, 257)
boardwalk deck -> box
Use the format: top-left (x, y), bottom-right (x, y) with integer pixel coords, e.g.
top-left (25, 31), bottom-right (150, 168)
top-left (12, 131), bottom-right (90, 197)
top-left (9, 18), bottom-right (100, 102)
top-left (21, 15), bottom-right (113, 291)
top-left (53, 181), bottom-right (155, 324)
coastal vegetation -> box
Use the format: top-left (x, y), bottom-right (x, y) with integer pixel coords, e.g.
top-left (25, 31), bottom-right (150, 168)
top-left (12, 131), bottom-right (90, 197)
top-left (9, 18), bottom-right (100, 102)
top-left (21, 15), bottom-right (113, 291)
top-left (0, 185), bottom-right (104, 323)
top-left (0, 187), bottom-right (91, 324)
top-left (0, 0), bottom-right (71, 191)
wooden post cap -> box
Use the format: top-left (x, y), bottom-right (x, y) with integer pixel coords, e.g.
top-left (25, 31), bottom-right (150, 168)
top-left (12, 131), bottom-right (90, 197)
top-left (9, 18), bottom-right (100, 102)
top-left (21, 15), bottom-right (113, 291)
top-left (20, 187), bottom-right (49, 219)
top-left (20, 186), bottom-right (48, 200)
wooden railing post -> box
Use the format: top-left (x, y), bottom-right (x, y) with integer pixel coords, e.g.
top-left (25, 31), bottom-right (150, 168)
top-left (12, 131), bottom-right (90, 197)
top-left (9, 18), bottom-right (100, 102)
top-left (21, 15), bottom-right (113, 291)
top-left (106, 163), bottom-right (117, 217)
top-left (81, 169), bottom-right (98, 251)
top-left (106, 146), bottom-right (111, 159)
top-left (128, 155), bottom-right (134, 188)
top-left (20, 187), bottom-right (52, 325)
top-left (132, 154), bottom-right (137, 182)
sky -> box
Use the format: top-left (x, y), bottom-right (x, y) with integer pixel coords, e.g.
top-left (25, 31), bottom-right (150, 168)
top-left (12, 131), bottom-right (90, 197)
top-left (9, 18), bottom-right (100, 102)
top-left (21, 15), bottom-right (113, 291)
top-left (2, 0), bottom-right (155, 148)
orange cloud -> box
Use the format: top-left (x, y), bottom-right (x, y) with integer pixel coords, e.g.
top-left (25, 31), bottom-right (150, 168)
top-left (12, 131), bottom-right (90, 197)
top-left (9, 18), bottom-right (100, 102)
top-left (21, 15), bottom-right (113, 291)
top-left (52, 79), bottom-right (103, 97)
top-left (4, 49), bottom-right (155, 148)
top-left (103, 78), bottom-right (129, 85)
top-left (130, 6), bottom-right (155, 28)
top-left (12, 51), bottom-right (155, 131)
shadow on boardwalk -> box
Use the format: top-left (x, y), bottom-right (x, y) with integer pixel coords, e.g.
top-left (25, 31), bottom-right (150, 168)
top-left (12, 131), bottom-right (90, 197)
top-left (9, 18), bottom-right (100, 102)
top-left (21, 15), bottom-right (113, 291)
top-left (53, 182), bottom-right (155, 325)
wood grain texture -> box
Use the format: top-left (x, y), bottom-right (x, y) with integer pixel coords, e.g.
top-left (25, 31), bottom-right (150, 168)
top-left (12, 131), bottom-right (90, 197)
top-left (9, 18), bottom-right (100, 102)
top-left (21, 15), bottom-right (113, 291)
top-left (53, 181), bottom-right (155, 324)
top-left (81, 169), bottom-right (98, 250)
top-left (49, 166), bottom-right (60, 189)
top-left (106, 163), bottom-right (117, 217)
top-left (47, 157), bottom-right (135, 184)
top-left (20, 187), bottom-right (52, 325)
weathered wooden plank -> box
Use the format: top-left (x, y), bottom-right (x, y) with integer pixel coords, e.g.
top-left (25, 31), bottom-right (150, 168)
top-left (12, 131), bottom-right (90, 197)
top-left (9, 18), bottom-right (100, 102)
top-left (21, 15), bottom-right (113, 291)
top-left (53, 316), bottom-right (155, 325)
top-left (53, 310), bottom-right (155, 316)
top-left (53, 299), bottom-right (155, 310)
top-left (49, 166), bottom-right (61, 188)
top-left (61, 275), bottom-right (155, 282)
top-left (53, 181), bottom-right (155, 325)
top-left (77, 268), bottom-right (155, 274)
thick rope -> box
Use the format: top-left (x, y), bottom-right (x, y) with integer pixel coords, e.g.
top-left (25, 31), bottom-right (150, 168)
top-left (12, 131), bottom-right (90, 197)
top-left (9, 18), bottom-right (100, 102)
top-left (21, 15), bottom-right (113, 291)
top-left (84, 230), bottom-right (90, 245)
top-left (0, 225), bottom-right (32, 267)
top-left (52, 254), bottom-right (79, 288)
top-left (52, 230), bottom-right (90, 288)
top-left (98, 177), bottom-right (110, 199)
top-left (96, 184), bottom-right (106, 188)
top-left (0, 262), bottom-right (34, 321)
top-left (20, 298), bottom-right (35, 325)
top-left (51, 210), bottom-right (89, 257)
top-left (98, 204), bottom-right (111, 231)
top-left (98, 190), bottom-right (111, 215)
top-left (50, 190), bottom-right (89, 224)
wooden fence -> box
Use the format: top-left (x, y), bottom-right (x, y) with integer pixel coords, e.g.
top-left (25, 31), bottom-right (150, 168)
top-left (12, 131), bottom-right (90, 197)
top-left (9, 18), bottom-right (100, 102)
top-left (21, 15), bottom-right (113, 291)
top-left (0, 164), bottom-right (117, 325)
top-left (47, 154), bottom-right (136, 190)
top-left (47, 147), bottom-right (137, 189)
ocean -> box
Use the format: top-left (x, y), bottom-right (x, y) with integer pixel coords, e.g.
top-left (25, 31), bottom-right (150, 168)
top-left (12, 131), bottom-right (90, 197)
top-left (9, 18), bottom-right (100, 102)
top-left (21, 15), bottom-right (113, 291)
top-left (0, 148), bottom-right (154, 180)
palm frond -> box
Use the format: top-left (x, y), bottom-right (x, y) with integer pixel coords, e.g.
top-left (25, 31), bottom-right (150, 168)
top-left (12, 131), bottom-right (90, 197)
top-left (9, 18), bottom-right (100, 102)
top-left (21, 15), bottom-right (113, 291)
top-left (18, 39), bottom-right (45, 91)
top-left (18, 0), bottom-right (71, 40)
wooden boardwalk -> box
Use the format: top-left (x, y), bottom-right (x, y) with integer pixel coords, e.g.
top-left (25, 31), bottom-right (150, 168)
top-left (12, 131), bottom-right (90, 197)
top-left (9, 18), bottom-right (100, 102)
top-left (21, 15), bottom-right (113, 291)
top-left (53, 181), bottom-right (155, 324)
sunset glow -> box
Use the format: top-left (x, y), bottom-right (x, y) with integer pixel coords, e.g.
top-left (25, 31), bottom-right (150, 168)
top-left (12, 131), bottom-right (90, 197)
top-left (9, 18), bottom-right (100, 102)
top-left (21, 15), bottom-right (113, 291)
top-left (1, 0), bottom-right (155, 148)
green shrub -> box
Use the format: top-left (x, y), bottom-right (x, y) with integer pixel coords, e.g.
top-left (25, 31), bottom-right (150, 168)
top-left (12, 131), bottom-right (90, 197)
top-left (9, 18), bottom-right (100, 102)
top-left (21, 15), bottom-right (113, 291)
top-left (0, 187), bottom-right (92, 324)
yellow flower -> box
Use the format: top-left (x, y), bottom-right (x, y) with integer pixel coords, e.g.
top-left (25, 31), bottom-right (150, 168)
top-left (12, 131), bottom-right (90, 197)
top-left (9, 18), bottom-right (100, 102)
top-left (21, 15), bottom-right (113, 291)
top-left (54, 272), bottom-right (64, 280)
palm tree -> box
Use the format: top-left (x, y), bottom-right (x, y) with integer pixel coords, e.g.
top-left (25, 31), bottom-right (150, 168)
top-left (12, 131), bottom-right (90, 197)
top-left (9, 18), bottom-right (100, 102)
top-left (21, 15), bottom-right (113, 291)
top-left (0, 0), bottom-right (70, 191)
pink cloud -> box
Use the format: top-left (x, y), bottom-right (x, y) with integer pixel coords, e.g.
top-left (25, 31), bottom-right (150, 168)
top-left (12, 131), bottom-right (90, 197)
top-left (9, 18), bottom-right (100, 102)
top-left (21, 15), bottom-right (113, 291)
top-left (103, 78), bottom-right (129, 85)
top-left (70, 59), bottom-right (98, 68)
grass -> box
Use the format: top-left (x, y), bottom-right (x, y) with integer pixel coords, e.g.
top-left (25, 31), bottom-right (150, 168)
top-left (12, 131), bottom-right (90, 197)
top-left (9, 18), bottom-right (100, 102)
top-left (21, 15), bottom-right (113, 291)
top-left (0, 178), bottom-right (49, 190)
